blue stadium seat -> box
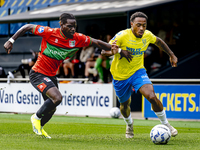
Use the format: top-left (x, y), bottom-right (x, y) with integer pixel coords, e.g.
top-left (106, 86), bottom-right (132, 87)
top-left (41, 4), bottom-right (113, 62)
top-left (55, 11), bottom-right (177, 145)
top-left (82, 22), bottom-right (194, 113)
top-left (0, 0), bottom-right (105, 35)
top-left (10, 5), bottom-right (28, 15)
top-left (0, 7), bottom-right (8, 35)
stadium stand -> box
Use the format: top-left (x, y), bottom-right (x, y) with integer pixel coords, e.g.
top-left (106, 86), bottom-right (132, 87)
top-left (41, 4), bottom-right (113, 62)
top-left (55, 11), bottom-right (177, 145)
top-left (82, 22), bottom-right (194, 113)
top-left (0, 0), bottom-right (105, 73)
top-left (1, 0), bottom-right (199, 80)
top-left (0, 0), bottom-right (104, 35)
top-left (0, 36), bottom-right (42, 73)
top-left (149, 51), bottom-right (200, 79)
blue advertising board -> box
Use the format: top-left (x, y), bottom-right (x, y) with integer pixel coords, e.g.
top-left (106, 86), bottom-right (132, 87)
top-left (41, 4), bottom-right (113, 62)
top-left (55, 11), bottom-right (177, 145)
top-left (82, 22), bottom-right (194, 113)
top-left (142, 85), bottom-right (200, 119)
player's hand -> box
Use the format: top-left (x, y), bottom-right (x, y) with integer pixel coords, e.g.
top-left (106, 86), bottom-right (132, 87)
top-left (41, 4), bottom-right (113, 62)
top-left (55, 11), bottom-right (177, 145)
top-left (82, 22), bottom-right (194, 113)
top-left (169, 54), bottom-right (178, 67)
top-left (111, 40), bottom-right (119, 55)
top-left (4, 41), bottom-right (13, 54)
top-left (119, 50), bottom-right (133, 63)
top-left (101, 50), bottom-right (112, 56)
top-left (111, 40), bottom-right (133, 62)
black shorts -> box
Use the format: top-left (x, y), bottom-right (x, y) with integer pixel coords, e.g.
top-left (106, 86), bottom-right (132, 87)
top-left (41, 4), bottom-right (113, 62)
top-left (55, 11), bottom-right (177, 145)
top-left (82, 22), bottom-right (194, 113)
top-left (29, 69), bottom-right (58, 100)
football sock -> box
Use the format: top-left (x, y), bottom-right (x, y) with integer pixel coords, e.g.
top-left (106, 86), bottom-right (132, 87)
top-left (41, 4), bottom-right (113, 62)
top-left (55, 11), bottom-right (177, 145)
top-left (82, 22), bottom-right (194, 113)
top-left (41, 108), bottom-right (56, 126)
top-left (34, 114), bottom-right (41, 120)
top-left (95, 58), bottom-right (104, 81)
top-left (123, 114), bottom-right (133, 125)
top-left (155, 110), bottom-right (168, 124)
top-left (96, 66), bottom-right (104, 81)
top-left (36, 99), bottom-right (57, 118)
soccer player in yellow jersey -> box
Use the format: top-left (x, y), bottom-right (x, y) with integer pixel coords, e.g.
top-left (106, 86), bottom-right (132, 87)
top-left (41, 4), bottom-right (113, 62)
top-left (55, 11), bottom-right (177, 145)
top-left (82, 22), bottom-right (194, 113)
top-left (102, 12), bottom-right (178, 138)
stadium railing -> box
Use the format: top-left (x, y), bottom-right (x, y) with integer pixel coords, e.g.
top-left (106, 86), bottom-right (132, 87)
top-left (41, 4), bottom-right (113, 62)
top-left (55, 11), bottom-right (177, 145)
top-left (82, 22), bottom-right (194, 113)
top-left (0, 78), bottom-right (89, 84)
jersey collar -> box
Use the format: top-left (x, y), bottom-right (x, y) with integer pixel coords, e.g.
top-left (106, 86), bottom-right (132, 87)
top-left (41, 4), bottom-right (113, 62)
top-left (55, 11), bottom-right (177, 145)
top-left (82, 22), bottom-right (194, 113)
top-left (60, 29), bottom-right (68, 40)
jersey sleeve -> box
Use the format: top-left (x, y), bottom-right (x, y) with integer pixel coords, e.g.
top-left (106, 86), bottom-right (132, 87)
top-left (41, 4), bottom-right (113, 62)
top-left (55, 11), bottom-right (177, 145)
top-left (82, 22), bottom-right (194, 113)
top-left (31, 25), bottom-right (52, 39)
top-left (148, 30), bottom-right (157, 44)
top-left (109, 31), bottom-right (123, 47)
top-left (76, 33), bottom-right (92, 47)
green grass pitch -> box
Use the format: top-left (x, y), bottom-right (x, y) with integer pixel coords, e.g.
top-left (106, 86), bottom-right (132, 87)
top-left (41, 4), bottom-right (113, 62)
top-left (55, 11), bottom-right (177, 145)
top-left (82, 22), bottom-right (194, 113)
top-left (0, 113), bottom-right (200, 150)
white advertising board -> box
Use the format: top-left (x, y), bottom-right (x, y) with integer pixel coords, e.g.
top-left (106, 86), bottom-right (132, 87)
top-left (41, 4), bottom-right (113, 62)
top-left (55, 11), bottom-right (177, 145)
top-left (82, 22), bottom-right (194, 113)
top-left (0, 83), bottom-right (114, 117)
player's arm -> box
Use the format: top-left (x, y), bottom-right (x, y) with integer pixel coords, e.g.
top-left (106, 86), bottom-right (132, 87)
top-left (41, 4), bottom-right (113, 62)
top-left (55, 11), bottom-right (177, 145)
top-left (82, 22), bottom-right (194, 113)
top-left (91, 38), bottom-right (112, 51)
top-left (101, 40), bottom-right (133, 62)
top-left (4, 24), bottom-right (35, 54)
top-left (154, 36), bottom-right (178, 67)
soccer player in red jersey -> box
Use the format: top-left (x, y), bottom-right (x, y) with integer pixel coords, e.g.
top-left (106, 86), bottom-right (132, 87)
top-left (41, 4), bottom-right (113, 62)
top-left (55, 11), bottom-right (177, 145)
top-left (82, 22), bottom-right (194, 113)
top-left (4, 13), bottom-right (132, 138)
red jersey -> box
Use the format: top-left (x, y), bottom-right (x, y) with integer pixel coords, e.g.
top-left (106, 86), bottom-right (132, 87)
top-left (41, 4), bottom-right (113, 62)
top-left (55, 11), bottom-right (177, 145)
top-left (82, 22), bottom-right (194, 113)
top-left (31, 25), bottom-right (92, 76)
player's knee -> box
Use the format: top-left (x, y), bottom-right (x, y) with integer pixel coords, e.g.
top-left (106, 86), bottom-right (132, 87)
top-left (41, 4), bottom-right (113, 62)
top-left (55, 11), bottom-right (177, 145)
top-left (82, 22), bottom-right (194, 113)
top-left (53, 94), bottom-right (63, 106)
top-left (120, 101), bottom-right (130, 110)
top-left (147, 93), bottom-right (158, 104)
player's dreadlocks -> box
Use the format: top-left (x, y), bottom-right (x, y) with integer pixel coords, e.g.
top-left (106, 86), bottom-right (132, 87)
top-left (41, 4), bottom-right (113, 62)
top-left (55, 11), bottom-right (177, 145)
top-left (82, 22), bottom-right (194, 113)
top-left (130, 12), bottom-right (148, 22)
top-left (59, 13), bottom-right (76, 24)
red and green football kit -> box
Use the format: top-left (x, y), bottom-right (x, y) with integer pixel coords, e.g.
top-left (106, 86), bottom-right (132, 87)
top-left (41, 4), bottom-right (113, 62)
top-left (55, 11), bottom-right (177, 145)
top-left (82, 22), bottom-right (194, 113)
top-left (31, 25), bottom-right (92, 76)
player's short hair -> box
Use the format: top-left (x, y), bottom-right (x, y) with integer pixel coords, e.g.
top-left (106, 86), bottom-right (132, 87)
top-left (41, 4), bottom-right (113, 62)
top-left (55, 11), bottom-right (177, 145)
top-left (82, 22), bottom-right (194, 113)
top-left (59, 13), bottom-right (76, 24)
top-left (130, 12), bottom-right (148, 22)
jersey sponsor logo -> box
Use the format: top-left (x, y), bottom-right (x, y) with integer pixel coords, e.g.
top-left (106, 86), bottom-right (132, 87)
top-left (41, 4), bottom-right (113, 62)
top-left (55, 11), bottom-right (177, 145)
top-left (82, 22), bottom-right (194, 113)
top-left (43, 42), bottom-right (79, 60)
top-left (44, 77), bottom-right (51, 82)
top-left (141, 75), bottom-right (148, 78)
top-left (129, 40), bottom-right (136, 42)
top-left (38, 27), bottom-right (44, 33)
top-left (49, 49), bottom-right (69, 58)
top-left (126, 47), bottom-right (144, 56)
top-left (37, 82), bottom-right (47, 92)
top-left (69, 40), bottom-right (76, 47)
top-left (126, 47), bottom-right (141, 52)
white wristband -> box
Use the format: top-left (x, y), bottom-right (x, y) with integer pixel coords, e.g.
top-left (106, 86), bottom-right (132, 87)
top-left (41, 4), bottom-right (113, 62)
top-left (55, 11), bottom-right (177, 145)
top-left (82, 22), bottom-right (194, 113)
top-left (118, 48), bottom-right (122, 53)
top-left (8, 38), bottom-right (15, 44)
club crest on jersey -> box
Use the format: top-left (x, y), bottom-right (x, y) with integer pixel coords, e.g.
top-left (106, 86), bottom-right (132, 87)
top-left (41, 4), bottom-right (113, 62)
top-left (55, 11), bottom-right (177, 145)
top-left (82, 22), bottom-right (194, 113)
top-left (38, 27), bottom-right (44, 33)
top-left (69, 40), bottom-right (75, 47)
top-left (142, 39), bottom-right (146, 46)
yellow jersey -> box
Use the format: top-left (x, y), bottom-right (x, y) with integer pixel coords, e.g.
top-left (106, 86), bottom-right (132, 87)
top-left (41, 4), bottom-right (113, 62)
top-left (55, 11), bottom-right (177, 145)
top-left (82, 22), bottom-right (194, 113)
top-left (109, 29), bottom-right (156, 80)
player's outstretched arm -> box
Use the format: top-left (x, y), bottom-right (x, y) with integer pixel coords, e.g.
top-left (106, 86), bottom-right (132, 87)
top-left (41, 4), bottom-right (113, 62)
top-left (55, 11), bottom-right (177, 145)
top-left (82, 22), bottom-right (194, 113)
top-left (91, 38), bottom-right (112, 51)
top-left (154, 36), bottom-right (178, 67)
top-left (101, 40), bottom-right (133, 62)
top-left (4, 24), bottom-right (35, 54)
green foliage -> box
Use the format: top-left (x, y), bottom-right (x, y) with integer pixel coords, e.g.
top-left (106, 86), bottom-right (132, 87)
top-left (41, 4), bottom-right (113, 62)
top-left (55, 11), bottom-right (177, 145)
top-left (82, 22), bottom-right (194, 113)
top-left (0, 113), bottom-right (200, 150)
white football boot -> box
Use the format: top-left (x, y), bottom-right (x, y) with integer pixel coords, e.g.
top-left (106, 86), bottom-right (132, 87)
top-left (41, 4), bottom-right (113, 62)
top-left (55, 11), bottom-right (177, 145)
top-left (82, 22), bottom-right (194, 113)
top-left (165, 123), bottom-right (178, 137)
top-left (126, 122), bottom-right (134, 138)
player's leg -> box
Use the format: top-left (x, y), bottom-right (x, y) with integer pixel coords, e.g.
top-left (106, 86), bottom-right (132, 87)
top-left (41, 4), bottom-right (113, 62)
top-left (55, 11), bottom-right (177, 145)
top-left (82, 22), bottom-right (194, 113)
top-left (40, 92), bottom-right (57, 127)
top-left (112, 78), bottom-right (134, 138)
top-left (29, 70), bottom-right (62, 137)
top-left (139, 84), bottom-right (164, 114)
top-left (35, 86), bottom-right (62, 117)
top-left (38, 93), bottom-right (56, 139)
top-left (120, 96), bottom-right (131, 118)
top-left (139, 84), bottom-right (178, 137)
top-left (31, 87), bottom-right (61, 136)
top-left (40, 108), bottom-right (56, 139)
top-left (120, 96), bottom-right (134, 138)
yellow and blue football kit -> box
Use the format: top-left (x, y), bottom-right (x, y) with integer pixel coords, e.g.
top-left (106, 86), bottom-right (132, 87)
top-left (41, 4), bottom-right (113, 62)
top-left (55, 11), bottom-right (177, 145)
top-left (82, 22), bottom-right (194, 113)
top-left (109, 29), bottom-right (157, 103)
